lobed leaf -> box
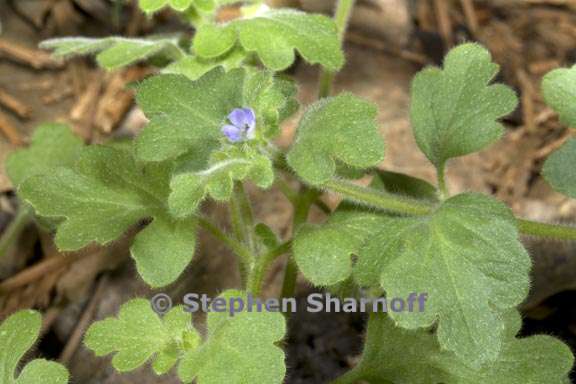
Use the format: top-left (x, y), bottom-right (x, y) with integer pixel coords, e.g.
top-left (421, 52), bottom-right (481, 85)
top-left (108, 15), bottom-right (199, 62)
top-left (162, 48), bottom-right (246, 80)
top-left (85, 299), bottom-right (200, 373)
top-left (293, 211), bottom-right (387, 286)
top-left (6, 123), bottom-right (83, 187)
top-left (343, 312), bottom-right (573, 384)
top-left (295, 192), bottom-right (531, 366)
top-left (0, 310), bottom-right (69, 384)
top-left (287, 93), bottom-right (385, 185)
top-left (410, 43), bottom-right (517, 170)
top-left (355, 193), bottom-right (531, 366)
top-left (542, 64), bottom-right (576, 127)
top-left (169, 146), bottom-right (274, 217)
top-left (177, 290), bottom-right (286, 384)
top-left (135, 67), bottom-right (296, 162)
top-left (193, 9), bottom-right (344, 71)
top-left (543, 138), bottom-right (576, 199)
top-left (40, 37), bottom-right (183, 70)
top-left (19, 145), bottom-right (196, 287)
top-left (85, 291), bottom-right (287, 384)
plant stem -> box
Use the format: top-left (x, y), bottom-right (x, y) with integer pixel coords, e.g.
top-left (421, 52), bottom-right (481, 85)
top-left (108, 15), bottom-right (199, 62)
top-left (324, 178), bottom-right (433, 216)
top-left (197, 216), bottom-right (253, 273)
top-left (318, 0), bottom-right (356, 98)
top-left (0, 205), bottom-right (32, 259)
top-left (437, 166), bottom-right (448, 199)
top-left (248, 241), bottom-right (292, 296)
top-left (236, 182), bottom-right (257, 253)
top-left (517, 219), bottom-right (576, 241)
top-left (280, 188), bottom-right (317, 299)
top-left (323, 177), bottom-right (576, 241)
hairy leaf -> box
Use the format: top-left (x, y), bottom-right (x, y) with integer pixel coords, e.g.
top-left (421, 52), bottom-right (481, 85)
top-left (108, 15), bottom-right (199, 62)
top-left (543, 138), bottom-right (576, 198)
top-left (40, 37), bottom-right (182, 70)
top-left (542, 64), bottom-right (576, 127)
top-left (169, 146), bottom-right (274, 217)
top-left (293, 211), bottom-right (387, 286)
top-left (287, 93), bottom-right (385, 185)
top-left (354, 193), bottom-right (531, 366)
top-left (0, 310), bottom-right (69, 384)
top-left (178, 290), bottom-right (286, 384)
top-left (343, 312), bottom-right (573, 384)
top-left (6, 123), bottom-right (83, 187)
top-left (19, 145), bottom-right (196, 287)
top-left (85, 299), bottom-right (200, 373)
top-left (135, 67), bottom-right (297, 162)
top-left (193, 9), bottom-right (344, 71)
top-left (162, 48), bottom-right (246, 80)
top-left (410, 43), bottom-right (517, 170)
top-left (349, 311), bottom-right (574, 384)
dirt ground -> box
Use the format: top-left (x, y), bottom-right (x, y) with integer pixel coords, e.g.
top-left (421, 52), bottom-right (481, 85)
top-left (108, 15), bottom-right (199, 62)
top-left (1, 0), bottom-right (576, 383)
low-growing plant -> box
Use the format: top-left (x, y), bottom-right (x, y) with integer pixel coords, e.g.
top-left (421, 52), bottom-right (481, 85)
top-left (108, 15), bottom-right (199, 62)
top-left (2, 0), bottom-right (576, 383)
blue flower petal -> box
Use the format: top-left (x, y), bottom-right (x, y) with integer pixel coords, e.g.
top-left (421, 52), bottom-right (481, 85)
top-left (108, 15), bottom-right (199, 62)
top-left (222, 124), bottom-right (243, 142)
top-left (228, 107), bottom-right (256, 129)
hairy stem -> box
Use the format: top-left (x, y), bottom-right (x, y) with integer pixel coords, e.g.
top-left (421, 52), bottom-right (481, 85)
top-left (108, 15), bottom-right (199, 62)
top-left (280, 188), bottom-right (317, 299)
top-left (197, 217), bottom-right (253, 278)
top-left (0, 205), bottom-right (32, 259)
top-left (437, 165), bottom-right (448, 199)
top-left (318, 0), bottom-right (356, 98)
top-left (517, 219), bottom-right (576, 241)
top-left (236, 182), bottom-right (257, 253)
top-left (324, 178), bottom-right (433, 216)
top-left (324, 177), bottom-right (576, 241)
top-left (248, 241), bottom-right (292, 296)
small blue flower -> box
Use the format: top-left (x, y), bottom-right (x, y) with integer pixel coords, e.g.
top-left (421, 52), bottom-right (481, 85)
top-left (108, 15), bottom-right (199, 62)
top-left (221, 107), bottom-right (256, 143)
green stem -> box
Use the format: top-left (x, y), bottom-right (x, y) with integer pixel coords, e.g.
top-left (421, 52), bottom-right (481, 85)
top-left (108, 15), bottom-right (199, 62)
top-left (318, 0), bottom-right (356, 98)
top-left (248, 241), bottom-right (292, 296)
top-left (0, 205), bottom-right (32, 259)
top-left (517, 219), bottom-right (576, 241)
top-left (280, 188), bottom-right (317, 299)
top-left (437, 166), bottom-right (448, 199)
top-left (236, 182), bottom-right (257, 253)
top-left (324, 177), bottom-right (576, 241)
top-left (198, 216), bottom-right (253, 274)
top-left (276, 176), bottom-right (331, 214)
top-left (324, 178), bottom-right (433, 216)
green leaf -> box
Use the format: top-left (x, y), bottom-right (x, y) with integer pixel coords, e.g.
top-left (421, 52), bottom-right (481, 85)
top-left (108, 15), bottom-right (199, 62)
top-left (287, 93), bottom-right (385, 185)
top-left (139, 0), bottom-right (169, 13)
top-left (135, 67), bottom-right (296, 162)
top-left (354, 193), bottom-right (531, 366)
top-left (543, 138), bottom-right (576, 198)
top-left (0, 310), bottom-right (69, 384)
top-left (348, 313), bottom-right (450, 384)
top-left (40, 37), bottom-right (182, 70)
top-left (177, 290), bottom-right (286, 384)
top-left (162, 48), bottom-right (246, 80)
top-left (169, 146), bottom-right (274, 217)
top-left (86, 291), bottom-right (287, 384)
top-left (410, 43), bottom-right (517, 170)
top-left (6, 123), bottom-right (83, 187)
top-left (344, 311), bottom-right (574, 384)
top-left (193, 9), bottom-right (344, 71)
top-left (85, 299), bottom-right (200, 373)
top-left (19, 145), bottom-right (196, 287)
top-left (293, 210), bottom-right (387, 286)
top-left (542, 64), bottom-right (576, 127)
